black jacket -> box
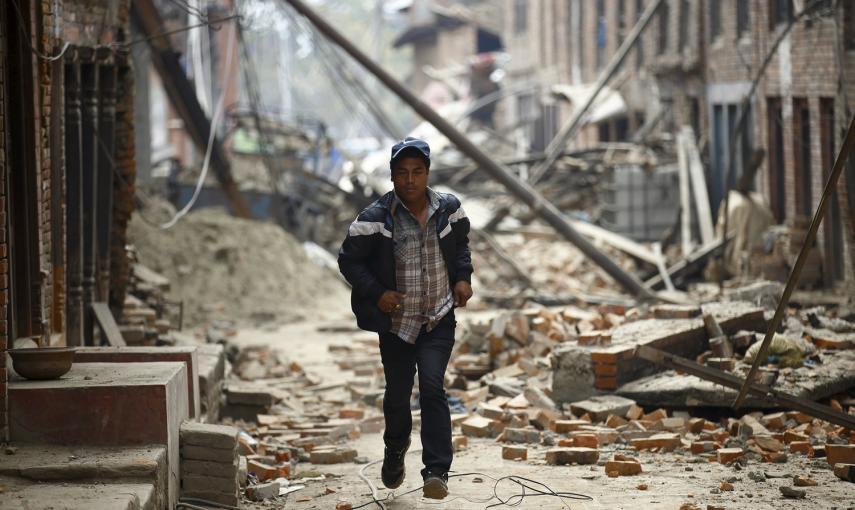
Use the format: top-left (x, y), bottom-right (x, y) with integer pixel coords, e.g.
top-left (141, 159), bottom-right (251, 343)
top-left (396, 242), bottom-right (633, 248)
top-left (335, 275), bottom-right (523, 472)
top-left (337, 190), bottom-right (473, 332)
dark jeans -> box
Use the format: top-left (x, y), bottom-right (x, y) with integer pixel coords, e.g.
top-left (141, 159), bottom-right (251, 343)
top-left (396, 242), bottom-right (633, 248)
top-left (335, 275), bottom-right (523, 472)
top-left (379, 310), bottom-right (455, 478)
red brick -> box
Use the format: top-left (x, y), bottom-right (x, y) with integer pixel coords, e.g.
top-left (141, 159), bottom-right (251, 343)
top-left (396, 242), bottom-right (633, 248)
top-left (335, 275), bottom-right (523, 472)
top-left (833, 463), bottom-right (855, 482)
top-left (247, 460), bottom-right (277, 481)
top-left (789, 441), bottom-right (814, 456)
top-left (502, 446), bottom-right (527, 460)
top-left (717, 448), bottom-right (744, 464)
top-left (604, 460), bottom-right (642, 476)
top-left (545, 447), bottom-right (599, 466)
top-left (570, 433), bottom-right (599, 449)
top-left (826, 444), bottom-right (855, 466)
top-left (631, 433), bottom-right (681, 452)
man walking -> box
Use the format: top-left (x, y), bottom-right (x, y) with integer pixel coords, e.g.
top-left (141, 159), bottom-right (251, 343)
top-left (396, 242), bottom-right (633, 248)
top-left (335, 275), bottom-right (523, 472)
top-left (338, 137), bottom-right (473, 499)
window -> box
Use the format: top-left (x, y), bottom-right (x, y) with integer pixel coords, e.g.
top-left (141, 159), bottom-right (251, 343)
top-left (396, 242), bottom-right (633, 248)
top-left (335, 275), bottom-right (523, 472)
top-left (767, 97), bottom-right (786, 222)
top-left (770, 0), bottom-right (793, 30)
top-left (793, 97), bottom-right (812, 217)
top-left (709, 0), bottom-right (721, 41)
top-left (678, 0), bottom-right (690, 49)
top-left (737, 0), bottom-right (749, 37)
top-left (514, 0), bottom-right (527, 34)
top-left (618, 0), bottom-right (627, 46)
top-left (819, 98), bottom-right (844, 283)
top-left (657, 0), bottom-right (669, 54)
top-left (596, 0), bottom-right (606, 68)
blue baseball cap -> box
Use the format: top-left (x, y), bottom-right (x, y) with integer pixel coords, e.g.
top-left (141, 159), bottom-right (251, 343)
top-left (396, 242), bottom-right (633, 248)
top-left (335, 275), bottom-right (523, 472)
top-left (390, 137), bottom-right (430, 167)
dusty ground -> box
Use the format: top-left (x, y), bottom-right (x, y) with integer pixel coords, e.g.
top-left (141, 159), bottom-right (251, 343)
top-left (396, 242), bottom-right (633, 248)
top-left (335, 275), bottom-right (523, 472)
top-left (230, 315), bottom-right (855, 510)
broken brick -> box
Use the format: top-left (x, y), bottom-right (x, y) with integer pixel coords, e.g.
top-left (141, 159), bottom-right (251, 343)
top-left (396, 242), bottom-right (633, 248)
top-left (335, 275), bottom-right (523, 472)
top-left (833, 463), bottom-right (855, 482)
top-left (452, 435), bottom-right (468, 452)
top-left (570, 433), bottom-right (599, 449)
top-left (753, 435), bottom-right (784, 452)
top-left (552, 419), bottom-right (588, 433)
top-left (793, 475), bottom-right (817, 487)
top-left (606, 414), bottom-right (628, 428)
top-left (642, 409), bottom-right (668, 421)
top-left (783, 430), bottom-right (808, 444)
top-left (247, 459), bottom-right (277, 481)
top-left (502, 446), bottom-right (528, 460)
top-left (631, 433), bottom-right (682, 452)
top-left (788, 441), bottom-right (814, 456)
top-left (461, 415), bottom-right (503, 438)
top-left (826, 444), bottom-right (855, 466)
top-left (717, 448), bottom-right (744, 464)
top-left (688, 418), bottom-right (706, 433)
top-left (626, 404), bottom-right (644, 421)
top-left (604, 460), bottom-right (642, 476)
top-left (310, 447), bottom-right (357, 464)
top-left (545, 447), bottom-right (599, 466)
top-left (532, 408), bottom-right (560, 430)
top-left (503, 427), bottom-right (541, 444)
top-left (246, 481), bottom-right (281, 501)
top-left (478, 403), bottom-right (506, 421)
top-left (338, 408), bottom-right (365, 420)
top-left (761, 412), bottom-right (787, 430)
top-left (690, 441), bottom-right (717, 454)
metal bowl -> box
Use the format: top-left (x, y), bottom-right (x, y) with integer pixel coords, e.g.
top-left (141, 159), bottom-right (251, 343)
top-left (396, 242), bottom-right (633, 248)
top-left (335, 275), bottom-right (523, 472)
top-left (9, 347), bottom-right (76, 380)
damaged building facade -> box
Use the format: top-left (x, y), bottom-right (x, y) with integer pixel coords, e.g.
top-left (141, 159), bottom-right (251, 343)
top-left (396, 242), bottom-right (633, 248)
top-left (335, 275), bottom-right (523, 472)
top-left (1, 0), bottom-right (139, 438)
top-left (495, 0), bottom-right (855, 290)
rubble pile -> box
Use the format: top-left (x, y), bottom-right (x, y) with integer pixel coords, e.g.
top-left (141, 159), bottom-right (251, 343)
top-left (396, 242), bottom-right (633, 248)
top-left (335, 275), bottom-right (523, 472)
top-left (450, 390), bottom-right (855, 493)
top-left (470, 230), bottom-right (641, 302)
top-left (210, 340), bottom-right (386, 503)
top-left (450, 303), bottom-right (627, 380)
top-left (128, 208), bottom-right (349, 327)
top-left (116, 262), bottom-right (180, 346)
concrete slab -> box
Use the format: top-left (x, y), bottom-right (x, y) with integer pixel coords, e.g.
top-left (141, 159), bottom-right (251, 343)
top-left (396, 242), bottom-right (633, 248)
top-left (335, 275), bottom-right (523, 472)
top-left (8, 362), bottom-right (189, 508)
top-left (0, 475), bottom-right (155, 510)
top-left (73, 346), bottom-right (201, 419)
top-left (552, 302), bottom-right (765, 403)
top-left (617, 350), bottom-right (855, 408)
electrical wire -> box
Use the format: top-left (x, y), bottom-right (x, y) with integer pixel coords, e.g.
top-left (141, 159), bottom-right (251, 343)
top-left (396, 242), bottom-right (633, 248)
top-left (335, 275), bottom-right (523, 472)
top-left (119, 15), bottom-right (239, 50)
top-left (9, 0), bottom-right (71, 61)
top-left (158, 18), bottom-right (236, 229)
top-left (352, 449), bottom-right (593, 510)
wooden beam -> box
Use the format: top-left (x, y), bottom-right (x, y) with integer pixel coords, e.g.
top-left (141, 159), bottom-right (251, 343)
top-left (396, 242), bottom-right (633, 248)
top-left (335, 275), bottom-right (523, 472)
top-left (682, 127), bottom-right (715, 245)
top-left (635, 344), bottom-right (855, 430)
top-left (676, 129), bottom-right (694, 255)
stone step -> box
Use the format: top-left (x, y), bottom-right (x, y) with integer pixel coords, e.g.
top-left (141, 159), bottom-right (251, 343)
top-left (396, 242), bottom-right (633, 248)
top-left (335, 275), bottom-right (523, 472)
top-left (0, 444), bottom-right (166, 509)
top-left (0, 476), bottom-right (156, 510)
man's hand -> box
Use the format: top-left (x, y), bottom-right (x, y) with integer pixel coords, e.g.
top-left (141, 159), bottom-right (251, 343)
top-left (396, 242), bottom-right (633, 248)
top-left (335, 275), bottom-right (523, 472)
top-left (453, 281), bottom-right (473, 308)
top-left (377, 291), bottom-right (406, 314)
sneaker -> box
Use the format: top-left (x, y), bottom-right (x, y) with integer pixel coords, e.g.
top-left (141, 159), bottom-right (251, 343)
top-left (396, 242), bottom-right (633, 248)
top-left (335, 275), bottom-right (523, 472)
top-left (422, 470), bottom-right (448, 500)
top-left (381, 438), bottom-right (410, 489)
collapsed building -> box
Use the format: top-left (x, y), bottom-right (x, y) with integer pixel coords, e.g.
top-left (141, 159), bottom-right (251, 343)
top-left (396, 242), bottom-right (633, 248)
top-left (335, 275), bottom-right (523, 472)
top-left (1, 0), bottom-right (855, 509)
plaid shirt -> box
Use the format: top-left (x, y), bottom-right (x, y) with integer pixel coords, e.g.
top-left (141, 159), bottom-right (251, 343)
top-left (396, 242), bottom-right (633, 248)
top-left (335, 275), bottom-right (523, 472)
top-left (390, 189), bottom-right (454, 343)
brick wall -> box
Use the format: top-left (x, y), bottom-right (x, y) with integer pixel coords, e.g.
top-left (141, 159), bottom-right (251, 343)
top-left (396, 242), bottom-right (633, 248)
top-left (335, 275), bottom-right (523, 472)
top-left (706, 3), bottom-right (855, 287)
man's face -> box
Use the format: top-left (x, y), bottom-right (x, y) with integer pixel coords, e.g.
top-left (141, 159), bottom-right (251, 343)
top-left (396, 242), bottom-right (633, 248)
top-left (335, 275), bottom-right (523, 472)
top-left (391, 156), bottom-right (429, 203)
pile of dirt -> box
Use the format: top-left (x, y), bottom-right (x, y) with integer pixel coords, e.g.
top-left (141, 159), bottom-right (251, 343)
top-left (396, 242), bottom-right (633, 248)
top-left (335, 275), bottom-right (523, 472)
top-left (128, 208), bottom-right (349, 327)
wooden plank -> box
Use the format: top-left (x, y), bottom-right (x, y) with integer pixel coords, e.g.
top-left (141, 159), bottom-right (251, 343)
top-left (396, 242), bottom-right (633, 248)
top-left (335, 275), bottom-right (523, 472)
top-left (568, 219), bottom-right (659, 265)
top-left (91, 302), bottom-right (126, 347)
top-left (652, 242), bottom-right (675, 292)
top-left (644, 235), bottom-right (730, 290)
top-left (676, 130), bottom-right (694, 255)
top-left (682, 127), bottom-right (715, 245)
